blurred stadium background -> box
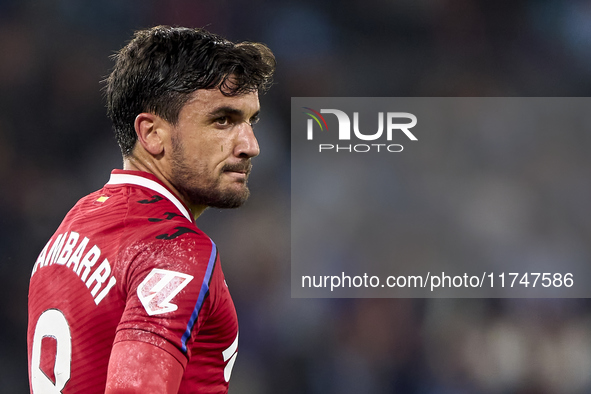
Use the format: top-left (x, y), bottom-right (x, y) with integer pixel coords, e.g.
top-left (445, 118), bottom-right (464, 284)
top-left (3, 0), bottom-right (591, 392)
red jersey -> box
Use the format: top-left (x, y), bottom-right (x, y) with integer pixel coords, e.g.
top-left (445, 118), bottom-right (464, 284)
top-left (27, 169), bottom-right (239, 393)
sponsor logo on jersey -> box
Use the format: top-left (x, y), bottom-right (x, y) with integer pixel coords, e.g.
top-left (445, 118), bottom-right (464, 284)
top-left (137, 268), bottom-right (194, 315)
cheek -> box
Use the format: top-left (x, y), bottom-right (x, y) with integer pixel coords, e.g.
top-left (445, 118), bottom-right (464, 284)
top-left (181, 135), bottom-right (229, 170)
top-left (199, 150), bottom-right (228, 172)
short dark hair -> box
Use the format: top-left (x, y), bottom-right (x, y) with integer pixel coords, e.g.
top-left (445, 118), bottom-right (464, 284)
top-left (104, 25), bottom-right (276, 156)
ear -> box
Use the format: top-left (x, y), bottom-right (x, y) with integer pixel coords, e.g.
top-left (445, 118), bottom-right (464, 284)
top-left (134, 113), bottom-right (169, 156)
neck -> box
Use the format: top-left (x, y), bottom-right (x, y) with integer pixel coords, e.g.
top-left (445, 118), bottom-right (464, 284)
top-left (123, 155), bottom-right (207, 220)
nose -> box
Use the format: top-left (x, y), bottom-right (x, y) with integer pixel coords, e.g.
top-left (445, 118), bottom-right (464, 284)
top-left (234, 122), bottom-right (260, 158)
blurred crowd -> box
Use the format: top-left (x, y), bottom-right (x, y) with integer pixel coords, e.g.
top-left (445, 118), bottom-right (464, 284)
top-left (2, 0), bottom-right (591, 393)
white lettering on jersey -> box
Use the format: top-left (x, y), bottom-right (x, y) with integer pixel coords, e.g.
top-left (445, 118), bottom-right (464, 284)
top-left (86, 258), bottom-right (112, 296)
top-left (32, 241), bottom-right (50, 276)
top-left (45, 233), bottom-right (66, 267)
top-left (66, 236), bottom-right (90, 272)
top-left (56, 232), bottom-right (80, 266)
top-left (31, 232), bottom-right (117, 305)
top-left (137, 268), bottom-right (193, 316)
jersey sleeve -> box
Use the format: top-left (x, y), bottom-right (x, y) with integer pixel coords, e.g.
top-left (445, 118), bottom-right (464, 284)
top-left (114, 233), bottom-right (218, 368)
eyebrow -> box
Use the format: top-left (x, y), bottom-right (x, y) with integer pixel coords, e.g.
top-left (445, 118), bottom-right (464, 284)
top-left (208, 106), bottom-right (260, 119)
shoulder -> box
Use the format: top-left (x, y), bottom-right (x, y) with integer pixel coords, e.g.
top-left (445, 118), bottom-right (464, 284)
top-left (118, 215), bottom-right (217, 282)
top-left (88, 171), bottom-right (219, 277)
top-left (112, 184), bottom-right (211, 256)
top-left (134, 226), bottom-right (216, 267)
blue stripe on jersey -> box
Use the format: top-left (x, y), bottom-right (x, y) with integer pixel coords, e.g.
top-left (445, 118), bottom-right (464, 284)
top-left (181, 238), bottom-right (217, 353)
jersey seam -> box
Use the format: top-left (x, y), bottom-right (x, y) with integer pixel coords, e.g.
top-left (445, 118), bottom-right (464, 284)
top-left (118, 186), bottom-right (133, 292)
top-left (114, 328), bottom-right (188, 368)
top-left (120, 185), bottom-right (142, 292)
top-left (180, 240), bottom-right (218, 353)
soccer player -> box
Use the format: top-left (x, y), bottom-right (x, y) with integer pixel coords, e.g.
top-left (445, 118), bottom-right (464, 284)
top-left (27, 26), bottom-right (275, 393)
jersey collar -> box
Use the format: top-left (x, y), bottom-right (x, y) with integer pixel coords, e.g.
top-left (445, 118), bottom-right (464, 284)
top-left (106, 170), bottom-right (194, 223)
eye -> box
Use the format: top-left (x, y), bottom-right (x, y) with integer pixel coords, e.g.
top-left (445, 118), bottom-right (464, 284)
top-left (214, 116), bottom-right (229, 126)
top-left (249, 115), bottom-right (260, 126)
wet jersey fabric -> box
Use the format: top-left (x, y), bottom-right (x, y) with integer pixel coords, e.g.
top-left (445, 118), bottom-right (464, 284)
top-left (27, 169), bottom-right (238, 393)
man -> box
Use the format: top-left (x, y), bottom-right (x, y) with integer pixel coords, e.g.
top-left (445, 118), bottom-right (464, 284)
top-left (27, 26), bottom-right (275, 393)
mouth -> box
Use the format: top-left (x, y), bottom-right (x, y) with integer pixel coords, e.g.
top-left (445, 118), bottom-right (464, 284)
top-left (222, 162), bottom-right (252, 179)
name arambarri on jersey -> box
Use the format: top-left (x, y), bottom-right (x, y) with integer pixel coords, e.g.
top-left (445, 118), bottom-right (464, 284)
top-left (31, 231), bottom-right (117, 305)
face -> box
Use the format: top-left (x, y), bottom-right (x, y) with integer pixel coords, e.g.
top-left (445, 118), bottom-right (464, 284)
top-left (168, 88), bottom-right (261, 209)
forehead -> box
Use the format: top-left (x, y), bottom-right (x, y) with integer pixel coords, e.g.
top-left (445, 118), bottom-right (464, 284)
top-left (182, 88), bottom-right (260, 118)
